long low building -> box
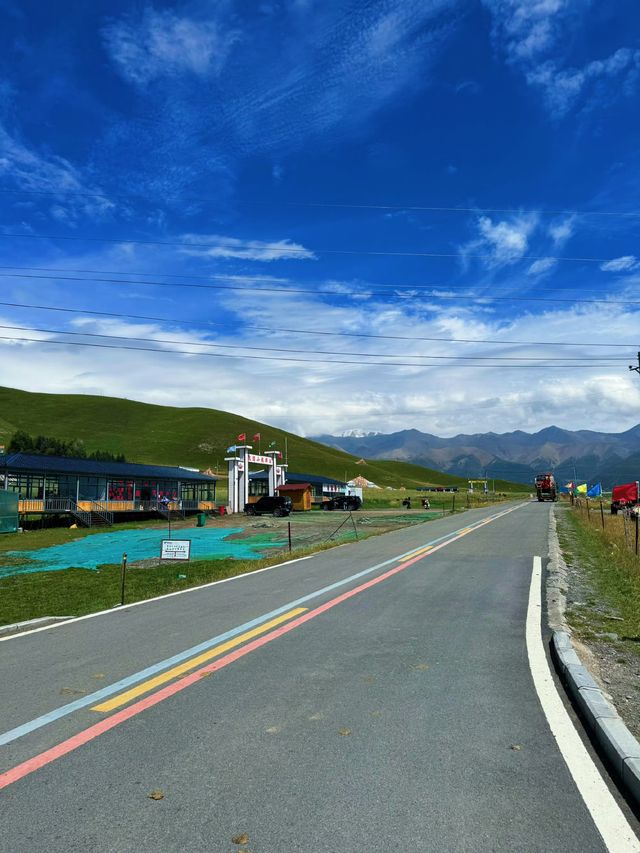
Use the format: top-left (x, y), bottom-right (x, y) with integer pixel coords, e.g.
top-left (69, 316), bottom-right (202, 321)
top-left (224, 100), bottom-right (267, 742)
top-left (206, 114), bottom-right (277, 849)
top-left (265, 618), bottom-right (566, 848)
top-left (0, 452), bottom-right (217, 526)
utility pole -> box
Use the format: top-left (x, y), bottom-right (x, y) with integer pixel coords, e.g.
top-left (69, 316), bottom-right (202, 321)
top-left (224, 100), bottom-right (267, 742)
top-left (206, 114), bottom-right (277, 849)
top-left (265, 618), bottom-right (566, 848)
top-left (630, 352), bottom-right (640, 377)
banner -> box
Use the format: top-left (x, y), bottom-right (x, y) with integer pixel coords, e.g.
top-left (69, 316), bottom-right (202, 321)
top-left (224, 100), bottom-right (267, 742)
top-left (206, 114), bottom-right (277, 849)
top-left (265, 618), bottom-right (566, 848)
top-left (586, 483), bottom-right (602, 498)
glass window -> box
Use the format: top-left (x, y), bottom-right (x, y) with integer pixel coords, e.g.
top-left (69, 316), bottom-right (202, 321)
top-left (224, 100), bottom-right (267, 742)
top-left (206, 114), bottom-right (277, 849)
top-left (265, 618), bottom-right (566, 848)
top-left (108, 480), bottom-right (134, 501)
top-left (78, 476), bottom-right (107, 501)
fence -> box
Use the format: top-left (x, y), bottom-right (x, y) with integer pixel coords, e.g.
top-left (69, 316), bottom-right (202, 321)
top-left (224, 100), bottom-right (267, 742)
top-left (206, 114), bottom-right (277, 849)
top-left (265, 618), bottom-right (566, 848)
top-left (573, 496), bottom-right (639, 558)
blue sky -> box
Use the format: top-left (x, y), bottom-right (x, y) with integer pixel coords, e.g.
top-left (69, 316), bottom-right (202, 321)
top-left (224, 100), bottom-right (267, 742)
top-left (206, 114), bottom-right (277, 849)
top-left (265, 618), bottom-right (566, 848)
top-left (1, 0), bottom-right (639, 438)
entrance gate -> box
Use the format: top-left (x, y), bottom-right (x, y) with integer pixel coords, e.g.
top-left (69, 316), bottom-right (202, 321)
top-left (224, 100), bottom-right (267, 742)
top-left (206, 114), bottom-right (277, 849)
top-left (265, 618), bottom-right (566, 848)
top-left (226, 446), bottom-right (287, 513)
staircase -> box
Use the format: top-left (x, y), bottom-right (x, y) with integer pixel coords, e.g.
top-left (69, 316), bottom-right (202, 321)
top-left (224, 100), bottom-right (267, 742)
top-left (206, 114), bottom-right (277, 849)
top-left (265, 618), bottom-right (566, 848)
top-left (88, 501), bottom-right (114, 526)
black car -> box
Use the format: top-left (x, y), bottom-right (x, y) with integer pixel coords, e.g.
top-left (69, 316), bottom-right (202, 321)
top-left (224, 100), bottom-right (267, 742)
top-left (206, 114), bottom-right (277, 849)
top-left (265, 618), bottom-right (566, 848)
top-left (322, 493), bottom-right (362, 511)
top-left (244, 495), bottom-right (293, 517)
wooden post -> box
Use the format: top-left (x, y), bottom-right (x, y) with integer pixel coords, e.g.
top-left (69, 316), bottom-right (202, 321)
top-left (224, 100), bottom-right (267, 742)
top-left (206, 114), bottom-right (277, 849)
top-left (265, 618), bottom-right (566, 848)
top-left (120, 552), bottom-right (127, 606)
top-left (624, 513), bottom-right (628, 547)
top-left (636, 514), bottom-right (639, 557)
top-left (586, 499), bottom-right (590, 520)
top-left (452, 494), bottom-right (456, 514)
top-left (599, 501), bottom-right (605, 530)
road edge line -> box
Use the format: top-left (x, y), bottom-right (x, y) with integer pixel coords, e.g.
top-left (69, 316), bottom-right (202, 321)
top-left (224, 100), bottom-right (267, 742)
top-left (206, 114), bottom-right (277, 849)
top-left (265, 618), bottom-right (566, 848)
top-left (526, 556), bottom-right (640, 852)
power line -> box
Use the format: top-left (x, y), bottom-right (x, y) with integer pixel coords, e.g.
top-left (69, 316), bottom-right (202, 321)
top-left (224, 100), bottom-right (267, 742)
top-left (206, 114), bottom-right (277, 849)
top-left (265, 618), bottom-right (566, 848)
top-left (0, 323), bottom-right (628, 362)
top-left (0, 263), bottom-right (621, 295)
top-left (0, 299), bottom-right (635, 348)
top-left (1, 185), bottom-right (640, 218)
top-left (0, 331), bottom-right (623, 368)
top-left (1, 270), bottom-right (638, 306)
top-left (0, 230), bottom-right (630, 265)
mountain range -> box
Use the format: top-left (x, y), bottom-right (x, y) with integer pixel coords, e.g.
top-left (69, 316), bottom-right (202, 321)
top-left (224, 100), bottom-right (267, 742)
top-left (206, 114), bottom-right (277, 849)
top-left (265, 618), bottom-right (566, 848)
top-left (311, 425), bottom-right (640, 488)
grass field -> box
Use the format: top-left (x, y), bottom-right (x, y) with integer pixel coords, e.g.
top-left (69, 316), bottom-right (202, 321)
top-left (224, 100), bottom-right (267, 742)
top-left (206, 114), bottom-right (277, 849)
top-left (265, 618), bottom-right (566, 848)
top-left (557, 505), bottom-right (640, 651)
top-left (0, 385), bottom-right (522, 492)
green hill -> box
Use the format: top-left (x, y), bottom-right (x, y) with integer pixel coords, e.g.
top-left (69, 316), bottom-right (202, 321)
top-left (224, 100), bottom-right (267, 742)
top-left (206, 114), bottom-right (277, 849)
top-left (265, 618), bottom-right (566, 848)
top-left (0, 386), bottom-right (521, 491)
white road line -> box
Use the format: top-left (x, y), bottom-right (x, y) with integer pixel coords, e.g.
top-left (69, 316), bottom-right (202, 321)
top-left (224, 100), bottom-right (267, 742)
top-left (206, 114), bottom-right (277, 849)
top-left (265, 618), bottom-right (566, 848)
top-left (527, 556), bottom-right (640, 852)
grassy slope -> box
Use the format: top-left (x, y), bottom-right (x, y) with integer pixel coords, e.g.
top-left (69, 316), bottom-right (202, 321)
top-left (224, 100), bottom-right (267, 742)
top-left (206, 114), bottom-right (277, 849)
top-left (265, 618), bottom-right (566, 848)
top-left (0, 386), bottom-right (521, 490)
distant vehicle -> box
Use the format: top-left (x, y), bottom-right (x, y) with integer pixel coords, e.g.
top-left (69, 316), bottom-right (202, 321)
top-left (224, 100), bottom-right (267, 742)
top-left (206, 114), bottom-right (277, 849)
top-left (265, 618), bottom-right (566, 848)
top-left (610, 481), bottom-right (639, 515)
top-left (244, 495), bottom-right (292, 517)
top-left (322, 493), bottom-right (362, 511)
top-left (534, 472), bottom-right (557, 502)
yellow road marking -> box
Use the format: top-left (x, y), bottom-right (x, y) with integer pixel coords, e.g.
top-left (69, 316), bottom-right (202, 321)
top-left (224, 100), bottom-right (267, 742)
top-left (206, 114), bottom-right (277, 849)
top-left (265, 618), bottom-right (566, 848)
top-left (398, 544), bottom-right (433, 562)
top-left (91, 607), bottom-right (306, 712)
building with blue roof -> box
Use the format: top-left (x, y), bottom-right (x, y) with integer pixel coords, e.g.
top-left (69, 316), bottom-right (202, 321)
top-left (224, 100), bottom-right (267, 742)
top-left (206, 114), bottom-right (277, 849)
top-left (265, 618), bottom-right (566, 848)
top-left (249, 469), bottom-right (346, 506)
top-left (0, 452), bottom-right (217, 527)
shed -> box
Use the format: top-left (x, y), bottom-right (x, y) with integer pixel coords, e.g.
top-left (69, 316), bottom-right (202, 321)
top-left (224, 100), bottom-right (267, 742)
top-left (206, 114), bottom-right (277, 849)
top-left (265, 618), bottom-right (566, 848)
top-left (276, 482), bottom-right (313, 512)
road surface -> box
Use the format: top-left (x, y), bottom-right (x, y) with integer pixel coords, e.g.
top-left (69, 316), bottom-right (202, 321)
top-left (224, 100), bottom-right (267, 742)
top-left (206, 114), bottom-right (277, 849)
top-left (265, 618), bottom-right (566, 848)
top-left (1, 502), bottom-right (638, 852)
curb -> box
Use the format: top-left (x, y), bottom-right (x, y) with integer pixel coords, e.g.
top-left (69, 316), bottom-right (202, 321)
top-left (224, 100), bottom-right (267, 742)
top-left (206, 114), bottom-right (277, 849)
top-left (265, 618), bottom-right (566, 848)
top-left (0, 616), bottom-right (73, 638)
top-left (551, 631), bottom-right (640, 808)
top-left (548, 507), bottom-right (640, 809)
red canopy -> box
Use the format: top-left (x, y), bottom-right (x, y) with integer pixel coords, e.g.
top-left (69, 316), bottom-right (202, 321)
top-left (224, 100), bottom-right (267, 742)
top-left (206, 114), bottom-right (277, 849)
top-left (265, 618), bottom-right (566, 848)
top-left (612, 482), bottom-right (638, 502)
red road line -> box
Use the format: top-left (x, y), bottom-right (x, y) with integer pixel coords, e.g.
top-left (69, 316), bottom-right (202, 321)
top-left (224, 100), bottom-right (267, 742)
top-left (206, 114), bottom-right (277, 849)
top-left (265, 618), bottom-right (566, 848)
top-left (0, 505), bottom-right (522, 791)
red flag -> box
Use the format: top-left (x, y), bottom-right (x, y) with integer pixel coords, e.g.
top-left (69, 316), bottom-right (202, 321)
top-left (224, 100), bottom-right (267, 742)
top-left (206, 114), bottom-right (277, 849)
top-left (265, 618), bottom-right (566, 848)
top-left (237, 433), bottom-right (246, 442)
top-left (252, 433), bottom-right (261, 442)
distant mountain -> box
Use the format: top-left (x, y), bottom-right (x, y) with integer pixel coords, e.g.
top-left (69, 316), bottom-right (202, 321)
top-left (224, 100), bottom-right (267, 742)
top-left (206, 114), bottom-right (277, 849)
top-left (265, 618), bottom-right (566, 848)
top-left (339, 429), bottom-right (382, 438)
top-left (311, 425), bottom-right (640, 488)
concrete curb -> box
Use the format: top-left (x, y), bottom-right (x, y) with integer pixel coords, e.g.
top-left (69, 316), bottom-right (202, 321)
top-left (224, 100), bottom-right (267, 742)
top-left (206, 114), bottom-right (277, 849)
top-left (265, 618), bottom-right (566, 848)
top-left (0, 616), bottom-right (73, 637)
top-left (548, 507), bottom-right (640, 809)
top-left (551, 631), bottom-right (640, 808)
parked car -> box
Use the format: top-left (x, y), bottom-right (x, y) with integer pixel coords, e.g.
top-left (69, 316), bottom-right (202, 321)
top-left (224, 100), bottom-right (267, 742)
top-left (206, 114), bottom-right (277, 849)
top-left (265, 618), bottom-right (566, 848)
top-left (244, 495), bottom-right (293, 517)
top-left (322, 494), bottom-right (362, 511)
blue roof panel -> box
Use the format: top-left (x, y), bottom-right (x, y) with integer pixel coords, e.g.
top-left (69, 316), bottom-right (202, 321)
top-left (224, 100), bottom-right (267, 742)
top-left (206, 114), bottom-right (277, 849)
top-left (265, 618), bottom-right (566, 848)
top-left (0, 453), bottom-right (216, 482)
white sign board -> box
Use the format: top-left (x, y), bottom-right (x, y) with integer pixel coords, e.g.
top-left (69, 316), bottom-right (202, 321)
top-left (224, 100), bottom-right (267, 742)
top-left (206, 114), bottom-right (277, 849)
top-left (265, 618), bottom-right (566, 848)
top-left (160, 539), bottom-right (191, 561)
top-left (247, 453), bottom-right (275, 465)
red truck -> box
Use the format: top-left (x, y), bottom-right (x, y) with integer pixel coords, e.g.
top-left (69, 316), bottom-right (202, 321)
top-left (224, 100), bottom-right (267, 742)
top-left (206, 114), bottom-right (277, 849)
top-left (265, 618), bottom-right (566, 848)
top-left (535, 472), bottom-right (557, 502)
top-left (610, 481), bottom-right (639, 515)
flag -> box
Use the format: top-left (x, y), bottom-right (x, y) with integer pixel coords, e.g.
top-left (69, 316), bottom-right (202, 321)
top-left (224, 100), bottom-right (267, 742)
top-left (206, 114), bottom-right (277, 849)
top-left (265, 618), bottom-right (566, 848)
top-left (226, 445), bottom-right (236, 454)
top-left (252, 433), bottom-right (261, 442)
top-left (277, 450), bottom-right (283, 459)
top-left (268, 440), bottom-right (276, 448)
top-left (576, 483), bottom-right (587, 494)
top-left (587, 483), bottom-right (602, 498)
top-left (237, 433), bottom-right (246, 442)
top-left (565, 481), bottom-right (575, 490)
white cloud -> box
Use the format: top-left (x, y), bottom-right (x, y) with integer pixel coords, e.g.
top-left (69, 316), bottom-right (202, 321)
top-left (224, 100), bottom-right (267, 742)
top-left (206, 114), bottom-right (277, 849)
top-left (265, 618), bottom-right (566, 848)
top-left (462, 214), bottom-right (538, 267)
top-left (482, 0), bottom-right (576, 62)
top-left (1, 279), bottom-right (639, 439)
top-left (0, 119), bottom-right (114, 222)
top-left (180, 234), bottom-right (316, 262)
top-left (483, 1), bottom-right (640, 116)
top-left (527, 257), bottom-right (556, 276)
top-left (548, 216), bottom-right (574, 245)
top-left (527, 48), bottom-right (640, 117)
top-left (600, 255), bottom-right (639, 272)
top-left (103, 7), bottom-right (240, 86)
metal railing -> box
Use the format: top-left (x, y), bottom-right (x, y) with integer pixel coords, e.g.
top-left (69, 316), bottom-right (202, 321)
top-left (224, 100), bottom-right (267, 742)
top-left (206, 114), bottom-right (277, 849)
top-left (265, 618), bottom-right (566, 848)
top-left (180, 500), bottom-right (200, 511)
top-left (88, 500), bottom-right (114, 525)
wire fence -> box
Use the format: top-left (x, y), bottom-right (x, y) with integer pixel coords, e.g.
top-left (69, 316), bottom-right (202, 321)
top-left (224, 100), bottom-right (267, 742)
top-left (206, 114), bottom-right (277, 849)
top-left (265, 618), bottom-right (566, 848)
top-left (573, 496), bottom-right (640, 559)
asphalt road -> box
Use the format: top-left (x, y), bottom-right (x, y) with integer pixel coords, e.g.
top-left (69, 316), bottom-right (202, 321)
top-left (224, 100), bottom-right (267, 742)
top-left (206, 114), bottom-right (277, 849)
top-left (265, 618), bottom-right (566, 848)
top-left (0, 502), bottom-right (637, 852)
